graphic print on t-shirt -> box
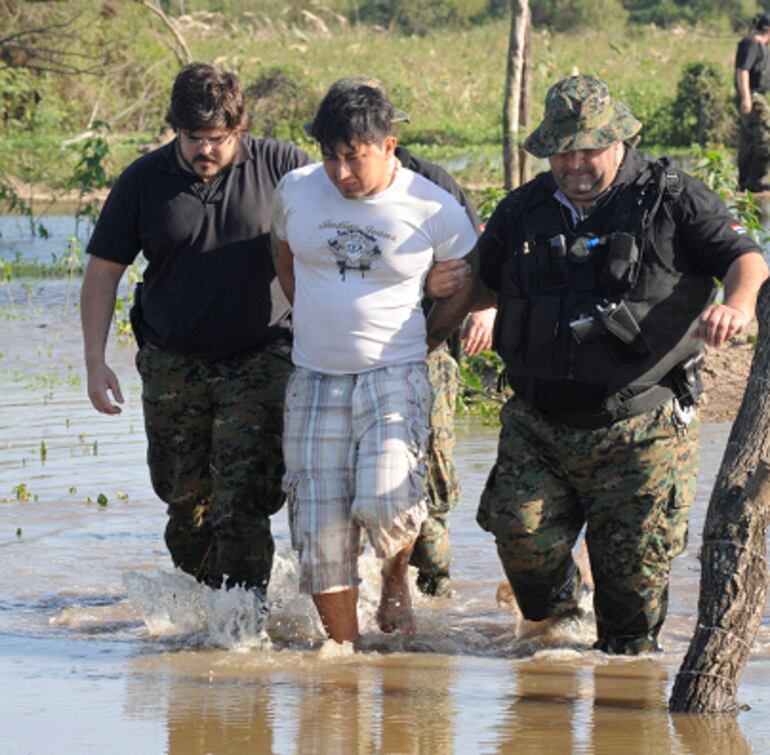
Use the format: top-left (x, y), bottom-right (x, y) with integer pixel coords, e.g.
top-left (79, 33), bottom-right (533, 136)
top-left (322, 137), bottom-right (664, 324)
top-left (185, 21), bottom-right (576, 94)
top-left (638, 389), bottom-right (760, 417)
top-left (327, 226), bottom-right (382, 280)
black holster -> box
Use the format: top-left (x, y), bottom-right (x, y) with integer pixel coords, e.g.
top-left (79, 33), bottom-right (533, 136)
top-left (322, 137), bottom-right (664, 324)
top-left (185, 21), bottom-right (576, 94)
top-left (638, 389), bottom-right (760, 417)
top-left (672, 353), bottom-right (704, 408)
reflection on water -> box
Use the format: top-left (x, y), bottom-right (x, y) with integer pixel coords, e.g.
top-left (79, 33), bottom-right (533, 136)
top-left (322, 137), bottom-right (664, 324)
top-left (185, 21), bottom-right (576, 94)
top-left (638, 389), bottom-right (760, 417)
top-left (2, 286), bottom-right (770, 753)
top-left (0, 214), bottom-right (93, 262)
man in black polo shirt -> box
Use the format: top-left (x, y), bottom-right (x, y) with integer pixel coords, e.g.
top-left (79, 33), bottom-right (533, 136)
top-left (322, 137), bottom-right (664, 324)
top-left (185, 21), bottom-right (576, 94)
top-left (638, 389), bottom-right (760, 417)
top-left (735, 12), bottom-right (770, 191)
top-left (80, 63), bottom-right (309, 602)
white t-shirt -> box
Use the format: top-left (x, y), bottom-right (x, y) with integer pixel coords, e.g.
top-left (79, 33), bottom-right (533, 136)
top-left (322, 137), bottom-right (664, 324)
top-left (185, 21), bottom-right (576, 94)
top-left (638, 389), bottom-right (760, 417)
top-left (273, 162), bottom-right (477, 375)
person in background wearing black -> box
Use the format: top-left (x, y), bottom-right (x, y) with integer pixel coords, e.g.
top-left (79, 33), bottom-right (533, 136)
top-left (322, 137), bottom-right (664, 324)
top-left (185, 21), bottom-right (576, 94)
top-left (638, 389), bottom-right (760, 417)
top-left (735, 12), bottom-right (770, 192)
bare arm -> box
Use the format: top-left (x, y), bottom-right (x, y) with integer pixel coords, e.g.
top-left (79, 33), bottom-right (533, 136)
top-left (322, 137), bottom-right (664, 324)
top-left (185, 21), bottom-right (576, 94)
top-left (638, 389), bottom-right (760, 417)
top-left (271, 232), bottom-right (295, 305)
top-left (425, 256), bottom-right (498, 313)
top-left (426, 248), bottom-right (481, 353)
top-left (736, 68), bottom-right (752, 115)
top-left (425, 258), bottom-right (471, 299)
top-left (80, 256), bottom-right (127, 414)
top-left (693, 251), bottom-right (769, 348)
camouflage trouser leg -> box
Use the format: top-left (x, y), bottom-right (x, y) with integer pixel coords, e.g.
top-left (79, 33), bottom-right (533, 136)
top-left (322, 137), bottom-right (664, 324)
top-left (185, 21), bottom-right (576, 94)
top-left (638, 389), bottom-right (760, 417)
top-left (738, 93), bottom-right (770, 190)
top-left (136, 340), bottom-right (292, 592)
top-left (478, 396), bottom-right (699, 654)
top-left (410, 348), bottom-right (460, 596)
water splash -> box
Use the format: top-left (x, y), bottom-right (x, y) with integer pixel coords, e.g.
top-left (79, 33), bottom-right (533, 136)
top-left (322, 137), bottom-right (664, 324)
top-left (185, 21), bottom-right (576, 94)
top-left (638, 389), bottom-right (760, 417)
top-left (116, 545), bottom-right (598, 658)
top-left (122, 570), bottom-right (270, 650)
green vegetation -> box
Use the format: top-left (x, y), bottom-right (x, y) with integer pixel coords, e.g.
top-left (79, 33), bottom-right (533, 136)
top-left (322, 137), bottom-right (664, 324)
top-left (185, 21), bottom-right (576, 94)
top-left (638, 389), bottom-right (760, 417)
top-left (0, 1), bottom-right (761, 198)
top-left (12, 483), bottom-right (37, 502)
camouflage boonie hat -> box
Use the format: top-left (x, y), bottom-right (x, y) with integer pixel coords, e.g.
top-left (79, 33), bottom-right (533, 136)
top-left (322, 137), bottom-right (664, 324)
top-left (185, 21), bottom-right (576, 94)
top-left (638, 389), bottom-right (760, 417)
top-left (523, 75), bottom-right (642, 158)
top-left (304, 76), bottom-right (409, 135)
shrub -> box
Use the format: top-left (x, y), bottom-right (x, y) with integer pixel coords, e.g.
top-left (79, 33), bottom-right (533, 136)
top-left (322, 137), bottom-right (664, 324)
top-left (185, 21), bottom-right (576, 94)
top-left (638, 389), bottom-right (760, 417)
top-left (624, 0), bottom-right (751, 28)
top-left (358, 0), bottom-right (490, 35)
top-left (669, 62), bottom-right (735, 147)
top-left (245, 66), bottom-right (318, 141)
top-left (530, 0), bottom-right (628, 32)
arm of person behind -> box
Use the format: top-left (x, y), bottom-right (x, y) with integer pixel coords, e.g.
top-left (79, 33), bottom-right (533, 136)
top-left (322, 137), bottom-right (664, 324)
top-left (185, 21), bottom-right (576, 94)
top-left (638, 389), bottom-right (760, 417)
top-left (80, 256), bottom-right (128, 414)
top-left (693, 251), bottom-right (769, 348)
top-left (462, 305), bottom-right (497, 356)
top-left (736, 68), bottom-right (753, 115)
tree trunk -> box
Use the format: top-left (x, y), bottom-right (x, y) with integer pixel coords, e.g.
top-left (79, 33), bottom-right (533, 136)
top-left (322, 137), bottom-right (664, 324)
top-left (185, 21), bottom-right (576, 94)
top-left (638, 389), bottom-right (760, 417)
top-left (669, 281), bottom-right (770, 713)
top-left (518, 20), bottom-right (533, 186)
top-left (502, 0), bottom-right (530, 190)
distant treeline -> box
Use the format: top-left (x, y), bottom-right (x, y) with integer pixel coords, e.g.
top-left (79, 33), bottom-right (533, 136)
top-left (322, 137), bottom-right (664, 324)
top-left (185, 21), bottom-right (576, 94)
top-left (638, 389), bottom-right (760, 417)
top-left (163, 0), bottom-right (761, 33)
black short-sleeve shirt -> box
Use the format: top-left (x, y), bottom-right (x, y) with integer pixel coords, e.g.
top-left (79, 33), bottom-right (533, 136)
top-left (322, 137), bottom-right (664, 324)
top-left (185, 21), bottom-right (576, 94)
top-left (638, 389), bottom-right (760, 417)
top-left (735, 35), bottom-right (770, 93)
top-left (87, 135), bottom-right (309, 360)
top-left (395, 145), bottom-right (481, 231)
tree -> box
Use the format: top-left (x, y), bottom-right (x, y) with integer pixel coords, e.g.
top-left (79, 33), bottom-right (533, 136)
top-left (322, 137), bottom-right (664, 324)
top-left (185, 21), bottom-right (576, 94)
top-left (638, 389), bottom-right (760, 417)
top-left (669, 281), bottom-right (770, 713)
top-left (0, 3), bottom-right (103, 74)
top-left (502, 0), bottom-right (531, 190)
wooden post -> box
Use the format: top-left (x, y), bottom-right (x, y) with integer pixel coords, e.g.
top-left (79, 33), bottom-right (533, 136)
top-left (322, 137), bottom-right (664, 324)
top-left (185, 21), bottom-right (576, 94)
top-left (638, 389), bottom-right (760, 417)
top-left (518, 20), bottom-right (533, 186)
top-left (502, 0), bottom-right (530, 190)
top-left (669, 281), bottom-right (770, 713)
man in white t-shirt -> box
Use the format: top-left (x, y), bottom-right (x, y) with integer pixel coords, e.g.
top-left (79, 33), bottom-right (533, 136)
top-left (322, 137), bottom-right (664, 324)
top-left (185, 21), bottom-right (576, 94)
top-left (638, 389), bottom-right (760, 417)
top-left (272, 81), bottom-right (477, 644)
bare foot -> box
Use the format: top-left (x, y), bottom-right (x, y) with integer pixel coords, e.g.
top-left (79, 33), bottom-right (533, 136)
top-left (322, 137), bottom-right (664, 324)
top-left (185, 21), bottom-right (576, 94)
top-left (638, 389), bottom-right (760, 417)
top-left (377, 547), bottom-right (416, 635)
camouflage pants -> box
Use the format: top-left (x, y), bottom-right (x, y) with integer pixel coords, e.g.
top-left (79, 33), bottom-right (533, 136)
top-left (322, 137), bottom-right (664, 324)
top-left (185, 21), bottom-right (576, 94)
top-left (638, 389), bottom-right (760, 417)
top-left (477, 396), bottom-right (699, 654)
top-left (409, 348), bottom-right (460, 594)
top-left (738, 93), bottom-right (770, 190)
top-left (135, 339), bottom-right (293, 592)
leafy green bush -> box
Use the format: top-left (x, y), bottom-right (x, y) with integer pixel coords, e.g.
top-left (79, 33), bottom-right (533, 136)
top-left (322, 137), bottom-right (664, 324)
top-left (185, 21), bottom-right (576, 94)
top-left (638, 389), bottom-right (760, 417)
top-left (359, 0), bottom-right (490, 35)
top-left (623, 0), bottom-right (750, 27)
top-left (669, 62), bottom-right (735, 147)
top-left (688, 146), bottom-right (769, 247)
top-left (245, 65), bottom-right (318, 141)
top-left (531, 0), bottom-right (628, 32)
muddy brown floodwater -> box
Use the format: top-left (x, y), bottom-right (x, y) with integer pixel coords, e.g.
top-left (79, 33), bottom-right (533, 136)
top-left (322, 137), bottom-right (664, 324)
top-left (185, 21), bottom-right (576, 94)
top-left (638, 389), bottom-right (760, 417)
top-left (1, 278), bottom-right (770, 754)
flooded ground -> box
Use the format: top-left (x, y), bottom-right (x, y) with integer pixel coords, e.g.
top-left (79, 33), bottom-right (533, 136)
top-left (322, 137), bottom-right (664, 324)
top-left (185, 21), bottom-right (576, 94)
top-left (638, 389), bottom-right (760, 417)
top-left (2, 271), bottom-right (770, 754)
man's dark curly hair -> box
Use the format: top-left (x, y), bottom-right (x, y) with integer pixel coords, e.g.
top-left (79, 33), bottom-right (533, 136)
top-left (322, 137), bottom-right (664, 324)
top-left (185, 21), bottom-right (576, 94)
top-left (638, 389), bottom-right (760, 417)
top-left (310, 83), bottom-right (395, 152)
top-left (165, 62), bottom-right (251, 133)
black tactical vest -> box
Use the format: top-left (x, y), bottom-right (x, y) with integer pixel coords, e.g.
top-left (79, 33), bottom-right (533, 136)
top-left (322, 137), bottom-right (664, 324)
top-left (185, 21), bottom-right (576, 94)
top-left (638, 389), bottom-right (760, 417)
top-left (493, 159), bottom-right (715, 422)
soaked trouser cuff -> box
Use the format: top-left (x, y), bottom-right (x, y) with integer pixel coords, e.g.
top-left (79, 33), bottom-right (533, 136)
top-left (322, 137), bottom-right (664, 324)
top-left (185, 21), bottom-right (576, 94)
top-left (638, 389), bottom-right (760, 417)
top-left (507, 559), bottom-right (584, 622)
top-left (593, 633), bottom-right (661, 655)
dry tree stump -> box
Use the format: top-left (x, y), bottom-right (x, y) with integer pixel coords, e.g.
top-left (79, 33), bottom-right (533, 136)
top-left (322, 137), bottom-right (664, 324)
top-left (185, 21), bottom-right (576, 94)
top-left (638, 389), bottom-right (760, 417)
top-left (669, 281), bottom-right (770, 713)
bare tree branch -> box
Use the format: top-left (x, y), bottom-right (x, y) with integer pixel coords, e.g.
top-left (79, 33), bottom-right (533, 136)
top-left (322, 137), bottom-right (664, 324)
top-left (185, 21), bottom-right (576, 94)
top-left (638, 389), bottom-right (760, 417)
top-left (137, 0), bottom-right (193, 67)
top-left (0, 13), bottom-right (105, 74)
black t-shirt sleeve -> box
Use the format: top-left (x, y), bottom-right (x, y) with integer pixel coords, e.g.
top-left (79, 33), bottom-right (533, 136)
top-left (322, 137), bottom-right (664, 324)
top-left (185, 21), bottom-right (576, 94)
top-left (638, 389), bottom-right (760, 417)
top-left (275, 140), bottom-right (311, 176)
top-left (397, 149), bottom-right (482, 230)
top-left (736, 37), bottom-right (760, 70)
top-left (478, 196), bottom-right (513, 293)
top-left (422, 165), bottom-right (481, 230)
top-left (677, 175), bottom-right (761, 279)
top-left (85, 165), bottom-right (141, 265)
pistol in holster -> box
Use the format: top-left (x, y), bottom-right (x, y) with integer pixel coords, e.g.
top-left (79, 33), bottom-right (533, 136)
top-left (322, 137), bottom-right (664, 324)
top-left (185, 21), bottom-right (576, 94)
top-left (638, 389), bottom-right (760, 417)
top-left (672, 353), bottom-right (704, 408)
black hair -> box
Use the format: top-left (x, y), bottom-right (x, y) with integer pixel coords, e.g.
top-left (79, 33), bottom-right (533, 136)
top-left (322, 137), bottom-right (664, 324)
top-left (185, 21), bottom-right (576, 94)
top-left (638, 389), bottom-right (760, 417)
top-left (165, 62), bottom-right (251, 133)
top-left (753, 12), bottom-right (770, 31)
top-left (310, 84), bottom-right (395, 152)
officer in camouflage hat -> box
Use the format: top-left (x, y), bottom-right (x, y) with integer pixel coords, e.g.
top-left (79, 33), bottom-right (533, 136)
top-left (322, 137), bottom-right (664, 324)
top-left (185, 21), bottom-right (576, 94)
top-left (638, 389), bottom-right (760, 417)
top-left (434, 73), bottom-right (768, 653)
top-left (522, 74), bottom-right (641, 157)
